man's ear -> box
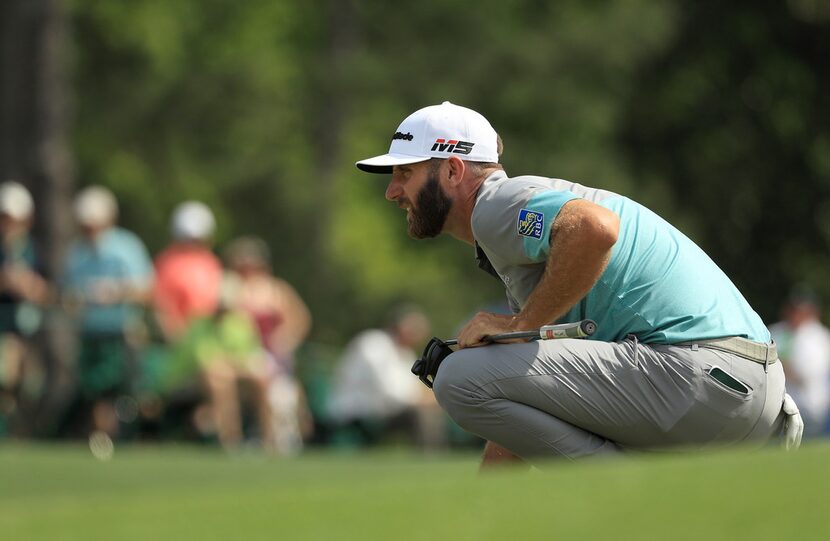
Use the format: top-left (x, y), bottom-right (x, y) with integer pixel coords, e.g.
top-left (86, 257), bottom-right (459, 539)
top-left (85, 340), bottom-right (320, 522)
top-left (446, 156), bottom-right (466, 184)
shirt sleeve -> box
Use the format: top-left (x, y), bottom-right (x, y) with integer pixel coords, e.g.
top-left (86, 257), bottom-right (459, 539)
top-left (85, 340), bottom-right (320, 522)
top-left (473, 183), bottom-right (579, 265)
top-left (120, 231), bottom-right (154, 287)
top-left (520, 190), bottom-right (579, 262)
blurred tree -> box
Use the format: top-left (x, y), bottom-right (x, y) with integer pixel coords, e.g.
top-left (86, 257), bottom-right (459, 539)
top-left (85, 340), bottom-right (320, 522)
top-left (0, 0), bottom-right (76, 435)
top-left (1, 0), bottom-right (74, 280)
top-left (620, 0), bottom-right (830, 321)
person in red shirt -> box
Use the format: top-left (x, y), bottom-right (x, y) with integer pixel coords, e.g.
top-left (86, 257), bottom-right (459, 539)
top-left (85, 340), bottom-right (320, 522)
top-left (152, 202), bottom-right (273, 451)
top-left (153, 201), bottom-right (223, 340)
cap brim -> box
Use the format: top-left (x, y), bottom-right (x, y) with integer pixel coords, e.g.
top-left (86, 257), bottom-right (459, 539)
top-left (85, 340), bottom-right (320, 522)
top-left (355, 153), bottom-right (430, 174)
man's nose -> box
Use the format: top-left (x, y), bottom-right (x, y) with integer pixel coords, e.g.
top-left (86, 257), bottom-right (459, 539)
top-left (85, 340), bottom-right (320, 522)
top-left (385, 178), bottom-right (402, 201)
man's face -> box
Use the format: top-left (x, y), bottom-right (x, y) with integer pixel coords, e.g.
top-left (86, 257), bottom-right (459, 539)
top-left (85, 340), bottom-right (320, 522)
top-left (0, 213), bottom-right (25, 236)
top-left (386, 160), bottom-right (452, 239)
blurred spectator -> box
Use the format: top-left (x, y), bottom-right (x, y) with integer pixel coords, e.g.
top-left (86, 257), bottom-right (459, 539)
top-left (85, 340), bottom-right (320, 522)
top-left (0, 182), bottom-right (49, 436)
top-left (152, 203), bottom-right (271, 451)
top-left (153, 201), bottom-right (223, 340)
top-left (62, 186), bottom-right (153, 441)
top-left (770, 288), bottom-right (830, 438)
top-left (223, 236), bottom-right (313, 454)
top-left (327, 305), bottom-right (445, 448)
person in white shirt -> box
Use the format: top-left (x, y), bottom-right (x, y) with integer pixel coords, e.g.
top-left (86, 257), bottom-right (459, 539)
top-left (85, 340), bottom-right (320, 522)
top-left (770, 289), bottom-right (830, 438)
top-left (327, 306), bottom-right (444, 447)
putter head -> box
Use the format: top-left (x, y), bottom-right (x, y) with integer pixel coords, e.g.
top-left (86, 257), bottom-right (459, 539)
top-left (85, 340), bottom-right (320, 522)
top-left (411, 336), bottom-right (455, 389)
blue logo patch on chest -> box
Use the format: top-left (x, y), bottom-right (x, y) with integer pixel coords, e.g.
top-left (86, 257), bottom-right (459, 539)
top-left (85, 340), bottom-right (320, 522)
top-left (517, 209), bottom-right (544, 239)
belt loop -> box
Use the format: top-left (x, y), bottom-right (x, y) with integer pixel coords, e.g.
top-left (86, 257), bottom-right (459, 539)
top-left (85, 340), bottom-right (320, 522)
top-left (764, 347), bottom-right (769, 373)
top-left (626, 334), bottom-right (639, 367)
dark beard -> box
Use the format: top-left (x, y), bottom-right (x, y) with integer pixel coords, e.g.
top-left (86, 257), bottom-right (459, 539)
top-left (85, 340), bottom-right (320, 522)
top-left (408, 171), bottom-right (452, 239)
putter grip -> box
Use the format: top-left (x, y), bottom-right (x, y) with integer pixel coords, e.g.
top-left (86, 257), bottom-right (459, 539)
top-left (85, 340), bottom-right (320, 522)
top-left (443, 319), bottom-right (598, 346)
top-left (539, 320), bottom-right (596, 340)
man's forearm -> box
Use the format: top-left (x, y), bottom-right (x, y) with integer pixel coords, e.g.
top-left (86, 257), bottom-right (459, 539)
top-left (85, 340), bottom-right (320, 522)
top-left (511, 200), bottom-right (618, 331)
top-left (455, 201), bottom-right (618, 349)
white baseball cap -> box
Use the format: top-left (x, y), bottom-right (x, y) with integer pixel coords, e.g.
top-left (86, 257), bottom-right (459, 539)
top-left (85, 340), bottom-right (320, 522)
top-left (171, 201), bottom-right (216, 241)
top-left (356, 101), bottom-right (499, 174)
top-left (75, 185), bottom-right (118, 227)
top-left (0, 181), bottom-right (34, 221)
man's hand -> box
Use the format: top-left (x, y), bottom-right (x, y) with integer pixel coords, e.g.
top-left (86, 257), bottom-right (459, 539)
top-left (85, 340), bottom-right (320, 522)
top-left (88, 278), bottom-right (124, 305)
top-left (782, 393), bottom-right (804, 451)
top-left (457, 312), bottom-right (522, 348)
top-left (0, 265), bottom-right (49, 303)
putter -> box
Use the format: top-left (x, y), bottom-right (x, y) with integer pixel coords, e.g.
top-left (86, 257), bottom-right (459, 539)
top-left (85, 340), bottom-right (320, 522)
top-left (412, 319), bottom-right (597, 389)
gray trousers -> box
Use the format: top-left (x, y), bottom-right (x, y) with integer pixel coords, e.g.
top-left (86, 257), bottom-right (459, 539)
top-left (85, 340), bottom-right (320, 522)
top-left (432, 337), bottom-right (786, 461)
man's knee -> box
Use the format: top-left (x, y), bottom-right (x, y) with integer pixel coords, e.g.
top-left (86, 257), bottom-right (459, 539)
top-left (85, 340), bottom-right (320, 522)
top-left (432, 349), bottom-right (484, 422)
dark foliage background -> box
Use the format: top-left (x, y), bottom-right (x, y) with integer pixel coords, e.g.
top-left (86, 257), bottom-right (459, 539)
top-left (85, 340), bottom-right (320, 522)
top-left (4, 0), bottom-right (829, 342)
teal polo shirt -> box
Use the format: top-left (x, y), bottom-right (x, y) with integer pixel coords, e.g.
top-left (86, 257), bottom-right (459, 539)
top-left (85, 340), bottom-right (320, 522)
top-left (472, 171), bottom-right (770, 344)
top-left (64, 226), bottom-right (153, 335)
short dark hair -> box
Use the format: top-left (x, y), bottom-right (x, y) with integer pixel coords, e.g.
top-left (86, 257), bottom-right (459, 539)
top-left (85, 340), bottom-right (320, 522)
top-left (465, 160), bottom-right (504, 175)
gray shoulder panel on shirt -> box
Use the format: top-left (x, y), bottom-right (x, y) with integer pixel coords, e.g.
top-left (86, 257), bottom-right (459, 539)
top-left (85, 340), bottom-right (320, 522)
top-left (512, 175), bottom-right (619, 203)
top-left (472, 173), bottom-right (619, 240)
top-left (471, 172), bottom-right (621, 310)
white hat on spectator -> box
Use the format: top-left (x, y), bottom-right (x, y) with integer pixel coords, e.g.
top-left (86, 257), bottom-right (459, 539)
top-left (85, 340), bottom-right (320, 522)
top-left (75, 186), bottom-right (118, 227)
top-left (171, 201), bottom-right (215, 241)
top-left (0, 181), bottom-right (34, 221)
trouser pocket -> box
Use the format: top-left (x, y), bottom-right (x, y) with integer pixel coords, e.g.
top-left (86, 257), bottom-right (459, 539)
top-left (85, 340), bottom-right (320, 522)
top-left (706, 366), bottom-right (751, 395)
top-left (698, 365), bottom-right (753, 418)
top-left (668, 363), bottom-right (756, 444)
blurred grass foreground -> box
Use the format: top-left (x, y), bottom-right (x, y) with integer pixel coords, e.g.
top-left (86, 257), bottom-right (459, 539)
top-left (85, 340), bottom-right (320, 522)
top-left (1, 442), bottom-right (828, 540)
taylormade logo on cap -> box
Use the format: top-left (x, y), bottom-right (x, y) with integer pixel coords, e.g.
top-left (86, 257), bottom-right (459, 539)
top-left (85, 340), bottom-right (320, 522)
top-left (355, 101), bottom-right (499, 174)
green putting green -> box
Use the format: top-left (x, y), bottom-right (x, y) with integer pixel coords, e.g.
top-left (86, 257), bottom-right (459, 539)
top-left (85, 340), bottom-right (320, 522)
top-left (1, 442), bottom-right (828, 540)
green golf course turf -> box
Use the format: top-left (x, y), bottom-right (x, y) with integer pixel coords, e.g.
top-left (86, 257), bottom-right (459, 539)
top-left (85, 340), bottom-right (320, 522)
top-left (1, 442), bottom-right (828, 540)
